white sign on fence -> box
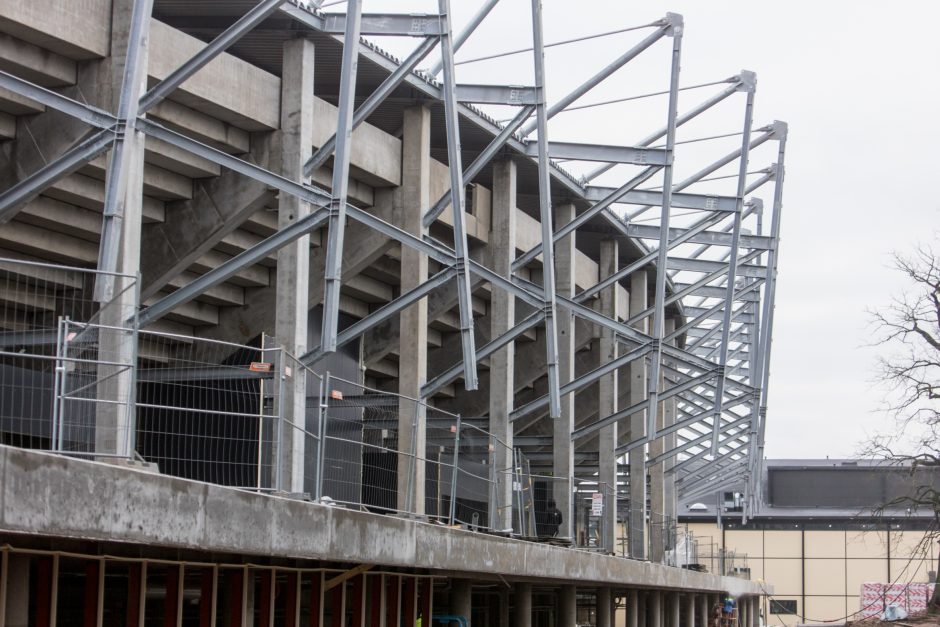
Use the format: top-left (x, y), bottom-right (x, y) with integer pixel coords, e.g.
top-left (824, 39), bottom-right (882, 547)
top-left (591, 492), bottom-right (604, 516)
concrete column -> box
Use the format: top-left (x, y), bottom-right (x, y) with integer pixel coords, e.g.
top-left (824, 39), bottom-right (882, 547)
top-left (397, 105), bottom-right (431, 514)
top-left (4, 555), bottom-right (29, 627)
top-left (628, 270), bottom-right (649, 559)
top-left (697, 594), bottom-right (709, 627)
top-left (489, 158), bottom-right (517, 531)
top-left (94, 0), bottom-right (150, 457)
top-left (638, 591), bottom-right (647, 627)
top-left (553, 203), bottom-right (577, 539)
top-left (514, 583), bottom-right (532, 627)
top-left (683, 594), bottom-right (695, 627)
top-left (499, 587), bottom-right (510, 627)
top-left (648, 590), bottom-right (662, 627)
top-left (598, 238), bottom-right (619, 553)
top-left (663, 318), bottom-right (678, 553)
top-left (597, 588), bottom-right (612, 627)
top-left (739, 597), bottom-right (748, 627)
top-left (627, 590), bottom-right (639, 627)
top-left (452, 579), bottom-right (472, 623)
top-left (274, 36), bottom-right (315, 494)
top-left (649, 342), bottom-right (666, 563)
top-left (666, 593), bottom-right (680, 627)
top-left (558, 585), bottom-right (577, 627)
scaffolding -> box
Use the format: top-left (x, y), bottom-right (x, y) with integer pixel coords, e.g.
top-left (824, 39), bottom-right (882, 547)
top-left (0, 0), bottom-right (787, 561)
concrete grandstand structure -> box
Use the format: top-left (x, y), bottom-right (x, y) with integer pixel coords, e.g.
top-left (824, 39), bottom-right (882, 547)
top-left (0, 0), bottom-right (787, 624)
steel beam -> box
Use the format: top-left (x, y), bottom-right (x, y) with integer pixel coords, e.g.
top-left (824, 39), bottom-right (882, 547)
top-left (438, 0), bottom-right (479, 390)
top-left (138, 0), bottom-right (283, 114)
top-left (583, 78), bottom-right (743, 184)
top-left (572, 371), bottom-right (716, 441)
top-left (0, 130), bottom-right (114, 223)
top-left (423, 105), bottom-right (535, 227)
top-left (525, 141), bottom-right (670, 165)
top-left (302, 266), bottom-right (456, 366)
top-left (710, 78), bottom-right (756, 455)
top-left (321, 0), bottom-right (363, 355)
top-left (584, 186), bottom-right (738, 212)
top-left (427, 0), bottom-right (500, 77)
top-left (420, 310), bottom-right (544, 398)
top-left (512, 166), bottom-right (661, 271)
top-left (0, 71), bottom-right (116, 129)
top-left (137, 208), bottom-right (330, 328)
top-left (321, 13), bottom-right (444, 36)
top-left (529, 0), bottom-right (561, 417)
top-left (643, 15), bottom-right (682, 440)
top-left (519, 16), bottom-right (674, 137)
top-left (510, 341), bottom-right (651, 421)
top-left (457, 84), bottom-right (539, 105)
top-left (94, 0), bottom-right (154, 301)
top-left (305, 36), bottom-right (439, 176)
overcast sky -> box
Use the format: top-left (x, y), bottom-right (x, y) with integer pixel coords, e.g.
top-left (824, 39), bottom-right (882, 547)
top-left (367, 0), bottom-right (940, 459)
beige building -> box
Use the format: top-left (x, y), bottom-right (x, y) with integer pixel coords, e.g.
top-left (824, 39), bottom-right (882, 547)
top-left (680, 460), bottom-right (939, 625)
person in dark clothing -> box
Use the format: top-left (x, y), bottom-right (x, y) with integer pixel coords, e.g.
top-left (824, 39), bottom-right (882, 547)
top-left (546, 500), bottom-right (562, 537)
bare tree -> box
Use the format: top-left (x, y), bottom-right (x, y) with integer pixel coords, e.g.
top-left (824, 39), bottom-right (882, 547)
top-left (867, 242), bottom-right (940, 611)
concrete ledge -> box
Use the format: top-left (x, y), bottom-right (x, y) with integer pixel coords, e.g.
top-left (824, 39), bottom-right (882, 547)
top-left (0, 446), bottom-right (762, 596)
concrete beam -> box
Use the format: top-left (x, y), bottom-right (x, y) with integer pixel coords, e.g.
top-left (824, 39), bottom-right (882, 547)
top-left (0, 446), bottom-right (768, 596)
top-left (0, 0), bottom-right (110, 59)
top-left (0, 30), bottom-right (76, 87)
top-left (147, 19), bottom-right (280, 131)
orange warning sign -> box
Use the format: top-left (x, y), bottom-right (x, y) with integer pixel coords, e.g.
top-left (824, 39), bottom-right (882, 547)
top-left (249, 362), bottom-right (272, 372)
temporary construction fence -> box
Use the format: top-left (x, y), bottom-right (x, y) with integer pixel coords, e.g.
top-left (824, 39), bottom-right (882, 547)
top-left (0, 255), bottom-right (621, 543)
top-left (0, 257), bottom-right (138, 457)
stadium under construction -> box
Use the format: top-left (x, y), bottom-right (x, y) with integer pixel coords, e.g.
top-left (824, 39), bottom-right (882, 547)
top-left (0, 0), bottom-right (787, 624)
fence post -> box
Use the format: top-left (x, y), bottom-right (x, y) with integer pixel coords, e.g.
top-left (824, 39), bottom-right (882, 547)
top-left (123, 273), bottom-right (141, 459)
top-left (51, 317), bottom-right (65, 452)
top-left (448, 414), bottom-right (462, 525)
top-left (404, 402), bottom-right (419, 516)
top-left (488, 435), bottom-right (498, 531)
top-left (316, 372), bottom-right (330, 503)
top-left (513, 448), bottom-right (524, 535)
top-left (275, 342), bottom-right (286, 493)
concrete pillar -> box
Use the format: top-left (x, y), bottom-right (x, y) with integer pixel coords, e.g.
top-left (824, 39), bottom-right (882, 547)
top-left (628, 270), bottom-right (649, 559)
top-left (452, 579), bottom-right (472, 623)
top-left (4, 555), bottom-right (29, 627)
top-left (489, 158), bottom-right (517, 531)
top-left (683, 594), bottom-right (695, 627)
top-left (697, 594), bottom-right (709, 627)
top-left (754, 597), bottom-right (762, 627)
top-left (499, 587), bottom-right (510, 627)
top-left (397, 105), bottom-right (431, 515)
top-left (553, 203), bottom-right (577, 539)
top-left (627, 590), bottom-right (639, 627)
top-left (558, 585), bottom-right (577, 627)
top-left (649, 323), bottom-right (669, 562)
top-left (597, 588), bottom-right (612, 627)
top-left (740, 597), bottom-right (748, 627)
top-left (598, 238), bottom-right (619, 553)
top-left (94, 0), bottom-right (150, 457)
top-left (274, 36), bottom-right (315, 494)
top-left (648, 590), bottom-right (662, 627)
top-left (666, 593), bottom-right (680, 627)
top-left (514, 583), bottom-right (532, 627)
top-left (663, 319), bottom-right (678, 555)
top-left (638, 591), bottom-right (647, 627)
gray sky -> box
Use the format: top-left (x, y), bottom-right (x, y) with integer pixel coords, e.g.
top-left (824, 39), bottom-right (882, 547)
top-left (368, 0), bottom-right (940, 458)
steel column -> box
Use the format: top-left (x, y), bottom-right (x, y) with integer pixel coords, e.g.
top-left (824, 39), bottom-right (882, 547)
top-left (438, 0), bottom-right (480, 389)
top-left (320, 0), bottom-right (363, 354)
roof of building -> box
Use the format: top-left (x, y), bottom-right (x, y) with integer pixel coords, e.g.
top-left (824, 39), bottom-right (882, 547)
top-left (678, 459), bottom-right (940, 523)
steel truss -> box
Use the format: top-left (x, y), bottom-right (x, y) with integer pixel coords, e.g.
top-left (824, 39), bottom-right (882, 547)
top-left (0, 0), bottom-right (786, 527)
